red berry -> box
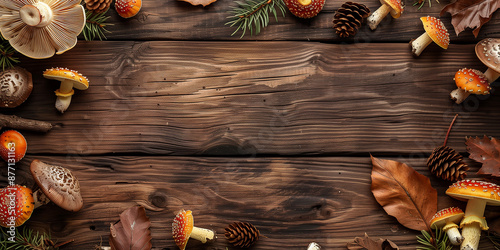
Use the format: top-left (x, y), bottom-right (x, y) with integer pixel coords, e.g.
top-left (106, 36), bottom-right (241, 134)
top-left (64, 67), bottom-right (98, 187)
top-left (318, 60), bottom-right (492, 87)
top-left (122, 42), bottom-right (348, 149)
top-left (284, 0), bottom-right (325, 19)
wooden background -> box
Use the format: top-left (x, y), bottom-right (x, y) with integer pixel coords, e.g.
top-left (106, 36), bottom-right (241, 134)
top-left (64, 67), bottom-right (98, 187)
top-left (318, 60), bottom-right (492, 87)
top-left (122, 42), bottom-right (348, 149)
top-left (1, 0), bottom-right (500, 249)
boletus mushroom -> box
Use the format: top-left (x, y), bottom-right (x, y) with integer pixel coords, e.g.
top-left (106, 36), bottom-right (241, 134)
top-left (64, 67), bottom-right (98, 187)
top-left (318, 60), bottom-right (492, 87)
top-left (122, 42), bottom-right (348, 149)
top-left (0, 185), bottom-right (35, 227)
top-left (0, 0), bottom-right (85, 59)
top-left (430, 207), bottom-right (464, 245)
top-left (172, 209), bottom-right (215, 250)
top-left (43, 67), bottom-right (89, 113)
top-left (0, 67), bottom-right (33, 108)
top-left (450, 68), bottom-right (491, 104)
top-left (410, 16), bottom-right (450, 57)
top-left (30, 159), bottom-right (83, 212)
top-left (446, 180), bottom-right (500, 250)
top-left (475, 38), bottom-right (500, 83)
top-left (366, 0), bottom-right (403, 30)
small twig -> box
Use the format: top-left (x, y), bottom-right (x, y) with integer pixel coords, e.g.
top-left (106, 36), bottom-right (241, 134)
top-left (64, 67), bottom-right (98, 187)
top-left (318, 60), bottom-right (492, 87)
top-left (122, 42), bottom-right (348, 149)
top-left (443, 114), bottom-right (459, 147)
top-left (0, 114), bottom-right (52, 132)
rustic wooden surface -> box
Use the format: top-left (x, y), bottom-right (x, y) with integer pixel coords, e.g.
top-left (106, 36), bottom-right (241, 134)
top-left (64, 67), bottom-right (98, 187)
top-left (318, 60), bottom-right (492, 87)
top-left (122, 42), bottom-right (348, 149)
top-left (1, 0), bottom-right (500, 249)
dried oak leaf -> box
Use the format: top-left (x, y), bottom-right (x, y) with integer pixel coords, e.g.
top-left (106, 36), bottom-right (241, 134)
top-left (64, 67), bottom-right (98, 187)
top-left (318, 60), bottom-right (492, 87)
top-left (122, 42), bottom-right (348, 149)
top-left (109, 205), bottom-right (152, 250)
top-left (466, 136), bottom-right (500, 177)
top-left (347, 233), bottom-right (399, 250)
top-left (440, 0), bottom-right (500, 37)
top-left (178, 0), bottom-right (217, 6)
top-left (371, 156), bottom-right (437, 231)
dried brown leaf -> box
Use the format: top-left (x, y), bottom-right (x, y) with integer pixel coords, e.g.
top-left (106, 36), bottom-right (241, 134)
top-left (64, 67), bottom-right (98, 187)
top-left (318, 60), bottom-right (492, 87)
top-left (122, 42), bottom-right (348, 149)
top-left (347, 233), bottom-right (399, 250)
top-left (109, 205), bottom-right (152, 250)
top-left (370, 156), bottom-right (437, 231)
top-left (440, 0), bottom-right (500, 37)
top-left (466, 136), bottom-right (500, 177)
top-left (178, 0), bottom-right (217, 6)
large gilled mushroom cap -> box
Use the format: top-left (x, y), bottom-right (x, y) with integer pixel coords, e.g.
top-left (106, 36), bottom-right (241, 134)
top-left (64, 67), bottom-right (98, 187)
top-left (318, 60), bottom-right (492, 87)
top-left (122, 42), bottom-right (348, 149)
top-left (172, 209), bottom-right (194, 250)
top-left (30, 159), bottom-right (83, 212)
top-left (475, 38), bottom-right (500, 75)
top-left (446, 179), bottom-right (500, 206)
top-left (420, 16), bottom-right (450, 49)
top-left (453, 68), bottom-right (491, 95)
top-left (0, 0), bottom-right (85, 59)
top-left (0, 67), bottom-right (33, 108)
top-left (380, 0), bottom-right (403, 18)
top-left (0, 185), bottom-right (35, 227)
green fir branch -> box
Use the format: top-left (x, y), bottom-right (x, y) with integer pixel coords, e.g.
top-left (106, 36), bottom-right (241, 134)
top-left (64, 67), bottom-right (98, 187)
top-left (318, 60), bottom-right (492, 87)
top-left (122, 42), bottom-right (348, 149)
top-left (82, 9), bottom-right (113, 41)
top-left (226, 0), bottom-right (286, 38)
top-left (413, 0), bottom-right (440, 9)
top-left (0, 34), bottom-right (20, 71)
top-left (417, 228), bottom-right (452, 250)
top-left (0, 227), bottom-right (57, 250)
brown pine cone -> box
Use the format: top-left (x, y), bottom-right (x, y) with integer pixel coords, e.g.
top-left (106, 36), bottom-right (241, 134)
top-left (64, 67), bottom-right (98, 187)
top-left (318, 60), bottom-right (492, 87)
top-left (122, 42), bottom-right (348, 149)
top-left (333, 2), bottom-right (370, 38)
top-left (84, 0), bottom-right (112, 13)
top-left (225, 221), bottom-right (260, 248)
top-left (427, 145), bottom-right (469, 182)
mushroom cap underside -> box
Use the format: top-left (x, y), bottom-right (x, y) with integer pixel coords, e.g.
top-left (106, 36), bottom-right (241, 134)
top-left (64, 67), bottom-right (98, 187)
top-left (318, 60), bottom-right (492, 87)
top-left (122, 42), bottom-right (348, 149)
top-left (420, 16), bottom-right (449, 49)
top-left (30, 159), bottom-right (83, 212)
top-left (172, 209), bottom-right (194, 250)
top-left (476, 38), bottom-right (500, 74)
top-left (446, 179), bottom-right (500, 206)
top-left (430, 207), bottom-right (464, 229)
top-left (43, 67), bottom-right (89, 90)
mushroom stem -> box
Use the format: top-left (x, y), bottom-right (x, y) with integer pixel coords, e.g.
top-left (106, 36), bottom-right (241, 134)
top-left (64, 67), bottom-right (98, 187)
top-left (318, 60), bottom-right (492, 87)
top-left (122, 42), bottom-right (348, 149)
top-left (483, 68), bottom-right (500, 83)
top-left (367, 4), bottom-right (391, 30)
top-left (410, 32), bottom-right (433, 57)
top-left (55, 80), bottom-right (75, 113)
top-left (307, 242), bottom-right (321, 250)
top-left (32, 189), bottom-right (51, 209)
top-left (190, 226), bottom-right (215, 243)
top-left (450, 88), bottom-right (470, 104)
top-left (444, 222), bottom-right (463, 245)
top-left (461, 199), bottom-right (488, 250)
top-left (19, 2), bottom-right (53, 27)
top-left (55, 96), bottom-right (72, 113)
top-left (59, 80), bottom-right (74, 94)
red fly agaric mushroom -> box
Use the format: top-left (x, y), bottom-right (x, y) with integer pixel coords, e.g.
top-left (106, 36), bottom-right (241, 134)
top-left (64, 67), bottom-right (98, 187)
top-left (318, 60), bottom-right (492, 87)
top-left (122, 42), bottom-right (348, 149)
top-left (115, 0), bottom-right (142, 18)
top-left (43, 67), bottom-right (89, 113)
top-left (410, 16), bottom-right (450, 57)
top-left (0, 185), bottom-right (35, 227)
top-left (0, 67), bottom-right (33, 108)
top-left (450, 68), bottom-right (491, 104)
top-left (0, 0), bottom-right (85, 59)
top-left (446, 179), bottom-right (500, 250)
top-left (475, 38), bottom-right (500, 83)
top-left (172, 209), bottom-right (215, 250)
top-left (283, 0), bottom-right (325, 19)
top-left (430, 207), bottom-right (464, 245)
top-left (0, 130), bottom-right (27, 163)
top-left (30, 159), bottom-right (84, 212)
top-left (366, 0), bottom-right (403, 30)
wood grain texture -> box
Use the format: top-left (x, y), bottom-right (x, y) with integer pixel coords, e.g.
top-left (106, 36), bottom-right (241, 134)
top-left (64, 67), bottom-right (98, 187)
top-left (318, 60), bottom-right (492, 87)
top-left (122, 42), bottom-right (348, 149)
top-left (1, 155), bottom-right (497, 249)
top-left (94, 0), bottom-right (500, 42)
top-left (4, 41), bottom-right (500, 156)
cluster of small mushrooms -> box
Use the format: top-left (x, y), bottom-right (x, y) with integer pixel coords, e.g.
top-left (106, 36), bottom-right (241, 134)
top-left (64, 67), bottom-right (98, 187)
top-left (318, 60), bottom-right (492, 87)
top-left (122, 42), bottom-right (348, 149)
top-left (430, 179), bottom-right (500, 250)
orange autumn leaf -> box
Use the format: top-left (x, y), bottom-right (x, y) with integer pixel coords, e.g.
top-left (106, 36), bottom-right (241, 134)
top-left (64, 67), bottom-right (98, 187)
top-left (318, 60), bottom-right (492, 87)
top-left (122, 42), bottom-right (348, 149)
top-left (466, 136), bottom-right (500, 177)
top-left (179, 0), bottom-right (217, 6)
top-left (371, 156), bottom-right (437, 231)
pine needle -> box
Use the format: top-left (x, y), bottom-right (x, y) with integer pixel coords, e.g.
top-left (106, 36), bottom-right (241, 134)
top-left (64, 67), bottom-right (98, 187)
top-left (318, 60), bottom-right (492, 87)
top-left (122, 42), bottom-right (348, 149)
top-left (413, 0), bottom-right (440, 9)
top-left (82, 9), bottom-right (113, 41)
top-left (226, 0), bottom-right (286, 38)
top-left (0, 34), bottom-right (20, 71)
top-left (416, 228), bottom-right (452, 250)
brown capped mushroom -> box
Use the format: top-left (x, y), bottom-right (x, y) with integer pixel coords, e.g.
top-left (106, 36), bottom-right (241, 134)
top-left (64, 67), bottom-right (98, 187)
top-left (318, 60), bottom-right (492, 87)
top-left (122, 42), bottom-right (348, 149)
top-left (0, 67), bottom-right (33, 108)
top-left (30, 159), bottom-right (83, 212)
top-left (475, 38), bottom-right (500, 83)
top-left (0, 0), bottom-right (85, 59)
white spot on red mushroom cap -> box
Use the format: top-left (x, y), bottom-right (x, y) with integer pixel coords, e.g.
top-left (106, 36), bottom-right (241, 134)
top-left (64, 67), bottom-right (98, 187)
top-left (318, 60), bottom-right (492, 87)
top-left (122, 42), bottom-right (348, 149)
top-left (454, 68), bottom-right (490, 94)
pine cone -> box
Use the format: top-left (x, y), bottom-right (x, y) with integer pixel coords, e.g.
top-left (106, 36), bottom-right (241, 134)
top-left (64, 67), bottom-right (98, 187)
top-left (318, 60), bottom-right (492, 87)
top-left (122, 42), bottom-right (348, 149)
top-left (427, 145), bottom-right (469, 182)
top-left (225, 222), bottom-right (260, 248)
top-left (333, 2), bottom-right (370, 38)
top-left (84, 0), bottom-right (112, 13)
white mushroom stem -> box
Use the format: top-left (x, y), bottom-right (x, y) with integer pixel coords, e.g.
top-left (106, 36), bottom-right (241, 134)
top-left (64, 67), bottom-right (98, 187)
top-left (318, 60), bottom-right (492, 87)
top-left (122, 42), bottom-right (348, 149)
top-left (367, 4), bottom-right (391, 30)
top-left (443, 222), bottom-right (463, 245)
top-left (190, 226), bottom-right (215, 243)
top-left (307, 242), bottom-right (321, 250)
top-left (55, 80), bottom-right (75, 113)
top-left (32, 189), bottom-right (51, 209)
top-left (483, 68), bottom-right (500, 83)
top-left (450, 88), bottom-right (470, 104)
top-left (461, 199), bottom-right (487, 250)
top-left (411, 32), bottom-right (433, 57)
top-left (19, 2), bottom-right (53, 27)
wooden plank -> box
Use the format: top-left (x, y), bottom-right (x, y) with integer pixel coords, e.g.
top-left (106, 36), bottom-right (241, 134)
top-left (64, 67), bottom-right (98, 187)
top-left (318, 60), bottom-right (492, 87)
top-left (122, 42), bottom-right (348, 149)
top-left (96, 0), bottom-right (500, 42)
top-left (3, 155), bottom-right (498, 249)
top-left (5, 41), bottom-right (500, 156)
